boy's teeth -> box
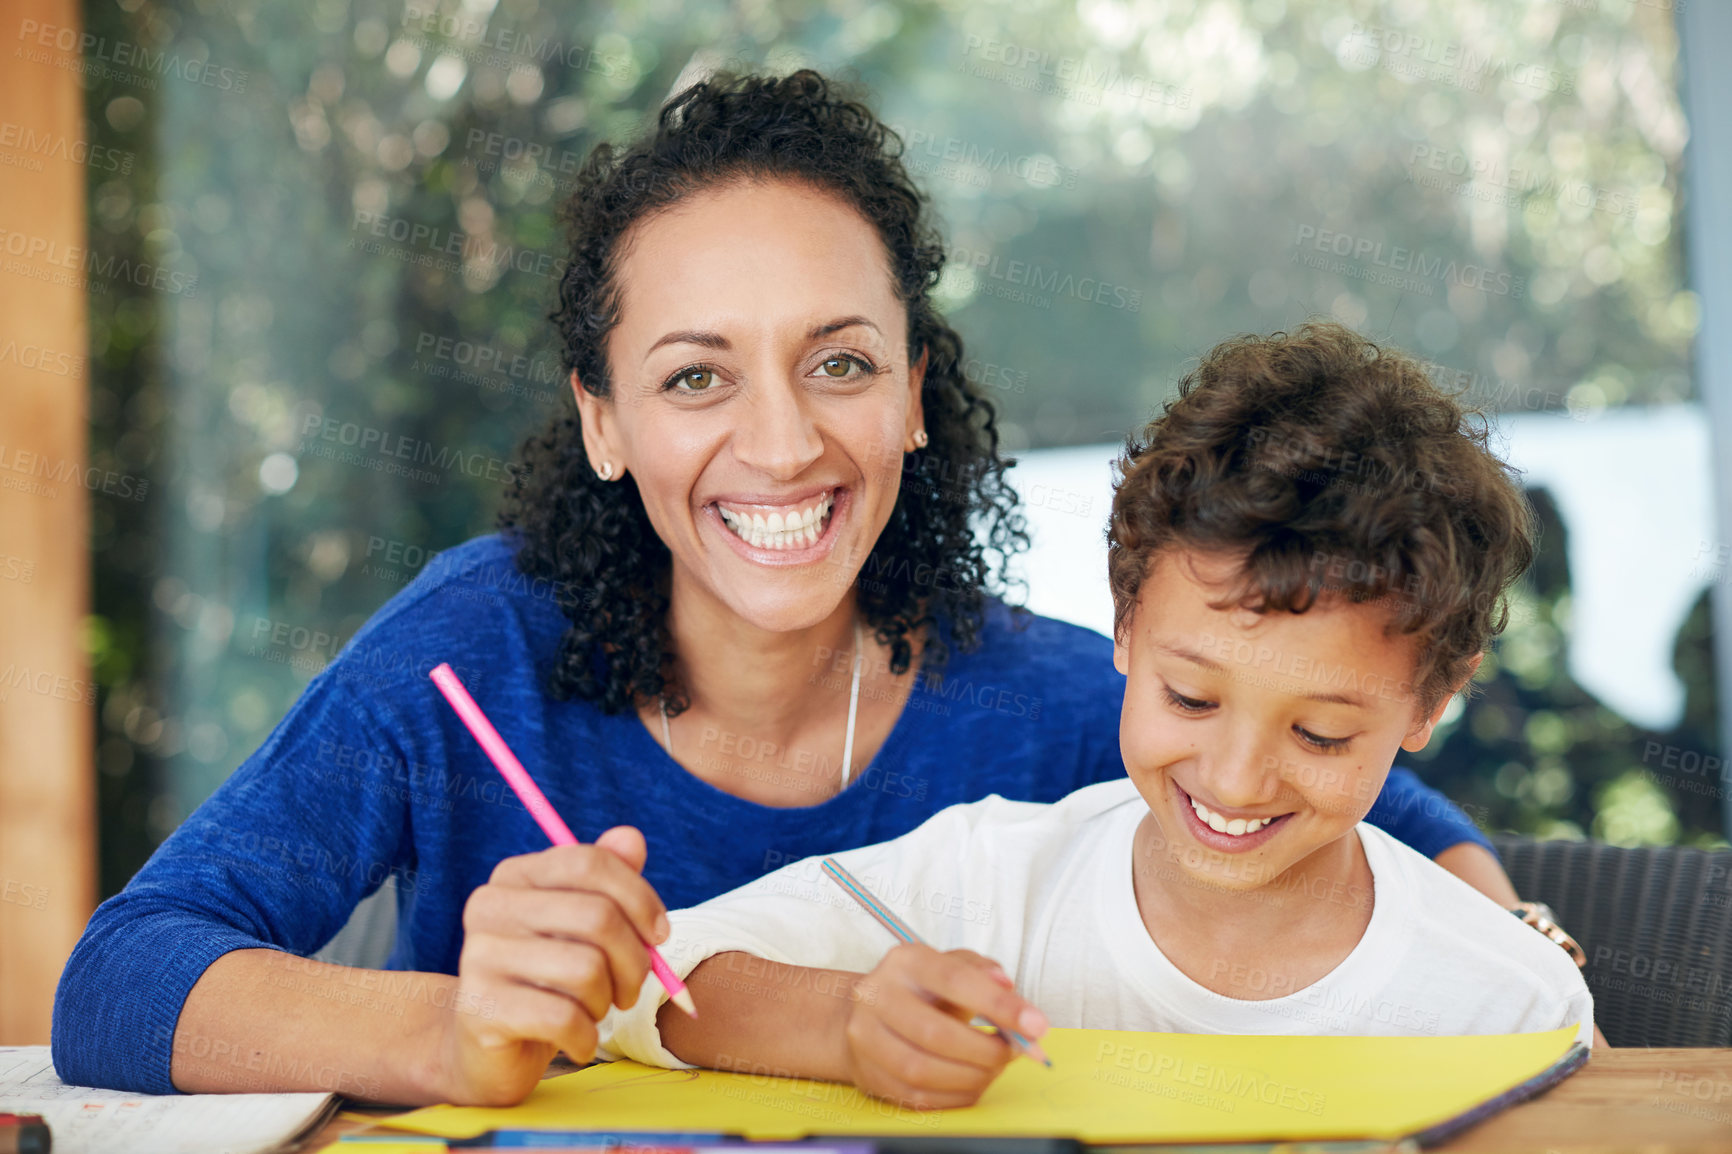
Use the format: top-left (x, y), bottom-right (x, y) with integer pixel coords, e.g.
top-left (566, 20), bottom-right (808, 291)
top-left (1190, 796), bottom-right (1273, 837)
top-left (717, 492), bottom-right (833, 551)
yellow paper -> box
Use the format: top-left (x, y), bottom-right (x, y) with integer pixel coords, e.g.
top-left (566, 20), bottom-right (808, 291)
top-left (375, 1027), bottom-right (1580, 1144)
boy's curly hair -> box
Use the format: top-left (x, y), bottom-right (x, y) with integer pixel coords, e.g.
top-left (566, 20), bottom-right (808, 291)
top-left (1107, 321), bottom-right (1536, 714)
top-left (496, 69), bottom-right (1026, 716)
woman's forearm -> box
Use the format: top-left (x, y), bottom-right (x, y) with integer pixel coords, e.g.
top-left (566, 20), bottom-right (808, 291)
top-left (170, 948), bottom-right (454, 1103)
top-left (657, 953), bottom-right (862, 1081)
top-left (1432, 843), bottom-right (1521, 906)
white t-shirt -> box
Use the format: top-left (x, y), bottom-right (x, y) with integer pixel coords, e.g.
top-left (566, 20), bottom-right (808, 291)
top-left (601, 779), bottom-right (1593, 1065)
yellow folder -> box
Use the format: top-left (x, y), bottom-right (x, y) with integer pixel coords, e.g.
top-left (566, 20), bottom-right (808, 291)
top-left (371, 1027), bottom-right (1584, 1145)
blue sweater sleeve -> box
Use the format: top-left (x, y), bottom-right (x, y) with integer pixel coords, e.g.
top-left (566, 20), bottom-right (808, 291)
top-left (51, 671), bottom-right (414, 1094)
top-left (1366, 766), bottom-right (1495, 859)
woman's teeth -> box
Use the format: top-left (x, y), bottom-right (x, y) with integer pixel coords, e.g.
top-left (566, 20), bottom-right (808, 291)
top-left (718, 492), bottom-right (833, 551)
top-left (1190, 796), bottom-right (1277, 837)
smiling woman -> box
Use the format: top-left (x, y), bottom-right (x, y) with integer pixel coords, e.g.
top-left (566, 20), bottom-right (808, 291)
top-left (52, 70), bottom-right (1521, 1109)
top-left (502, 72), bottom-right (1019, 734)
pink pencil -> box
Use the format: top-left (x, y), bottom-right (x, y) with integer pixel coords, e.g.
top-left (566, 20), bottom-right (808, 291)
top-left (429, 662), bottom-right (697, 1018)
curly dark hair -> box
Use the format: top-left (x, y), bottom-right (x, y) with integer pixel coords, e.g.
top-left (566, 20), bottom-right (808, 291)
top-left (496, 69), bottom-right (1027, 716)
top-left (1106, 321), bottom-right (1536, 713)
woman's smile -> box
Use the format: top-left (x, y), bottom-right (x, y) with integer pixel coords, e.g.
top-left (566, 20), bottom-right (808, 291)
top-left (705, 485), bottom-right (849, 565)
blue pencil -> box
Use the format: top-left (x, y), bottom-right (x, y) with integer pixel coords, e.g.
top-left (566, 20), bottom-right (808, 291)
top-left (818, 857), bottom-right (1053, 1067)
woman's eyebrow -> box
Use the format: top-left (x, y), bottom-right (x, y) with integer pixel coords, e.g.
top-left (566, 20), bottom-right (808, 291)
top-left (808, 315), bottom-right (880, 340)
top-left (644, 329), bottom-right (731, 361)
top-left (643, 316), bottom-right (882, 363)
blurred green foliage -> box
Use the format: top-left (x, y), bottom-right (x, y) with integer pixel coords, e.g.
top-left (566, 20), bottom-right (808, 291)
top-left (78, 0), bottom-right (1716, 895)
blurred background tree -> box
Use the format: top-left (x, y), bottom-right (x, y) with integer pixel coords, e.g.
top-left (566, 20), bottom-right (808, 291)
top-left (75, 0), bottom-right (1718, 896)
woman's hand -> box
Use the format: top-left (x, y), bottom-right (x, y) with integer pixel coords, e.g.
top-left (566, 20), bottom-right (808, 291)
top-left (840, 943), bottom-right (1047, 1110)
top-left (435, 825), bottom-right (670, 1105)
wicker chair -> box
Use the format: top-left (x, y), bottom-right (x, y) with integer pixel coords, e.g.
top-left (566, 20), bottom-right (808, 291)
top-left (1490, 833), bottom-right (1732, 1047)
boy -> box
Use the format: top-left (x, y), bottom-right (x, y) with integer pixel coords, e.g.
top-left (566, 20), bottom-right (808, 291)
top-left (597, 322), bottom-right (1594, 1109)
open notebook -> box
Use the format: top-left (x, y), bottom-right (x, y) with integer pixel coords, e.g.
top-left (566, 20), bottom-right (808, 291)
top-left (0, 1047), bottom-right (338, 1154)
top-left (368, 1027), bottom-right (1587, 1146)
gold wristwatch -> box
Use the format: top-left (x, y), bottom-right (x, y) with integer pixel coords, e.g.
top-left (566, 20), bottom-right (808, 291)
top-left (1510, 901), bottom-right (1586, 968)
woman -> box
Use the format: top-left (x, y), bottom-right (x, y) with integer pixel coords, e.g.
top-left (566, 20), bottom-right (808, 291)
top-left (53, 71), bottom-right (1518, 1106)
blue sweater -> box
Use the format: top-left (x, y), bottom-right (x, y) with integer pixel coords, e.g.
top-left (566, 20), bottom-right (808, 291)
top-left (52, 533), bottom-right (1492, 1093)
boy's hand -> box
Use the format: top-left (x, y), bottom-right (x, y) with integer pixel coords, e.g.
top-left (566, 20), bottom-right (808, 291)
top-left (841, 943), bottom-right (1047, 1110)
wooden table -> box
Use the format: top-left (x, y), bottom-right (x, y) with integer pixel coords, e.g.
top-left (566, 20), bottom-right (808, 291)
top-left (296, 1049), bottom-right (1732, 1153)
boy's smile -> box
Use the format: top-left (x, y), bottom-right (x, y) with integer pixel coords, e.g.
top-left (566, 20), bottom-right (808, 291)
top-left (1114, 548), bottom-right (1465, 900)
top-left (1172, 779), bottom-right (1292, 852)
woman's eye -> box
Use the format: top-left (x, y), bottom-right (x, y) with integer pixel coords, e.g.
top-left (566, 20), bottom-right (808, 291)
top-left (667, 367), bottom-right (716, 392)
top-left (815, 354), bottom-right (871, 379)
top-left (1296, 726), bottom-right (1351, 751)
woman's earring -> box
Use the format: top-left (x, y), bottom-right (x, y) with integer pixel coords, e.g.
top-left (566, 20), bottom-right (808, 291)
top-left (912, 429), bottom-right (929, 449)
top-left (596, 461), bottom-right (615, 481)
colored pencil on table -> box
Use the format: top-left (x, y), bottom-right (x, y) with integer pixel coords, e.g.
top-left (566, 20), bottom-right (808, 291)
top-left (818, 857), bottom-right (1051, 1067)
top-left (429, 662), bottom-right (696, 1018)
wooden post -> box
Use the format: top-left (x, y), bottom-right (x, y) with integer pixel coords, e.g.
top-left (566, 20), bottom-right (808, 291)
top-left (0, 0), bottom-right (97, 1045)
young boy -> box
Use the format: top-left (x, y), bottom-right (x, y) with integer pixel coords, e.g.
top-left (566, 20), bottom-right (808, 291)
top-left (597, 322), bottom-right (1593, 1109)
